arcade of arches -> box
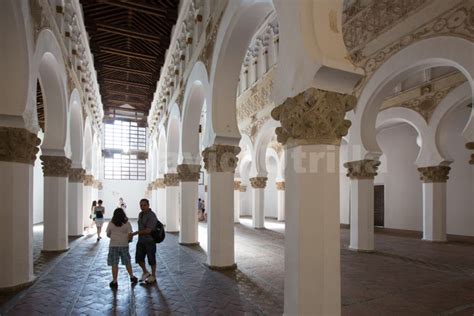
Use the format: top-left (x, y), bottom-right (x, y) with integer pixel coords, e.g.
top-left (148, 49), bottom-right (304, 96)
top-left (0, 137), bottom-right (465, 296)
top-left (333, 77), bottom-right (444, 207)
top-left (1, 0), bottom-right (473, 315)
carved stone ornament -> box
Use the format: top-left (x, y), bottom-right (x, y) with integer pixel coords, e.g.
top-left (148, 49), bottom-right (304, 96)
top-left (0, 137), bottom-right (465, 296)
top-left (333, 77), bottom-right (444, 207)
top-left (147, 183), bottom-right (153, 191)
top-left (202, 145), bottom-right (241, 173)
top-left (276, 181), bottom-right (285, 191)
top-left (154, 178), bottom-right (165, 189)
top-left (418, 166), bottom-right (451, 183)
top-left (69, 168), bottom-right (85, 183)
top-left (83, 174), bottom-right (94, 186)
top-left (239, 185), bottom-right (247, 193)
top-left (0, 127), bottom-right (41, 165)
top-left (466, 142), bottom-right (474, 165)
top-left (271, 88), bottom-right (357, 147)
top-left (343, 159), bottom-right (381, 179)
top-left (164, 173), bottom-right (180, 186)
top-left (177, 164), bottom-right (201, 182)
top-left (250, 177), bottom-right (268, 189)
top-left (234, 180), bottom-right (241, 190)
top-left (40, 156), bottom-right (72, 177)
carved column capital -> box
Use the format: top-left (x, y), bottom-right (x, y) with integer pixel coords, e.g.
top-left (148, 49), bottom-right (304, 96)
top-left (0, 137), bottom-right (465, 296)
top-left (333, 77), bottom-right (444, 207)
top-left (92, 180), bottom-right (100, 189)
top-left (154, 178), bottom-right (165, 189)
top-left (0, 127), bottom-right (41, 165)
top-left (147, 183), bottom-right (153, 191)
top-left (177, 164), bottom-right (201, 182)
top-left (164, 173), bottom-right (180, 186)
top-left (40, 155), bottom-right (71, 177)
top-left (83, 174), bottom-right (94, 186)
top-left (69, 168), bottom-right (86, 183)
top-left (98, 182), bottom-right (103, 190)
top-left (234, 180), bottom-right (241, 190)
top-left (466, 142), bottom-right (474, 165)
top-left (343, 159), bottom-right (381, 179)
top-left (239, 185), bottom-right (247, 193)
top-left (418, 166), bottom-right (451, 183)
top-left (276, 181), bottom-right (285, 191)
top-left (271, 88), bottom-right (356, 147)
top-left (202, 145), bottom-right (241, 173)
top-left (250, 177), bottom-right (268, 189)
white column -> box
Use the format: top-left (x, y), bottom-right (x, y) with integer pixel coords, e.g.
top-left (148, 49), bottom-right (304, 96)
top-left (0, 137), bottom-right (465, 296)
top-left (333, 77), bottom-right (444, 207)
top-left (178, 164), bottom-right (200, 245)
top-left (164, 173), bottom-right (180, 232)
top-left (344, 160), bottom-right (380, 251)
top-left (41, 155), bottom-right (71, 251)
top-left (0, 127), bottom-right (39, 289)
top-left (239, 185), bottom-right (247, 216)
top-left (234, 180), bottom-right (241, 223)
top-left (82, 177), bottom-right (93, 229)
top-left (203, 144), bottom-right (240, 269)
top-left (271, 88), bottom-right (356, 315)
top-left (250, 177), bottom-right (267, 228)
top-left (276, 181), bottom-right (285, 221)
top-left (418, 166), bottom-right (450, 242)
top-left (68, 168), bottom-right (85, 236)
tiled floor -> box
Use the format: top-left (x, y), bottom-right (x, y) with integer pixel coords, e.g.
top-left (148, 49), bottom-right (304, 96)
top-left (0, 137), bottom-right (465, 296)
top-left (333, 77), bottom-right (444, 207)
top-left (1, 220), bottom-right (473, 315)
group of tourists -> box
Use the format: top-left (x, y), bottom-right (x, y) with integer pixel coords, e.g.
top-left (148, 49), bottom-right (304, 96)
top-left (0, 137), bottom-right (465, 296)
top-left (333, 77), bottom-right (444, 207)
top-left (89, 198), bottom-right (159, 288)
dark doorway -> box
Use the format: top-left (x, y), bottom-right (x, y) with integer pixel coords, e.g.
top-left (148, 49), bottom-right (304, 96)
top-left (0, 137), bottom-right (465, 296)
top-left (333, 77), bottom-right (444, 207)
top-left (374, 185), bottom-right (384, 227)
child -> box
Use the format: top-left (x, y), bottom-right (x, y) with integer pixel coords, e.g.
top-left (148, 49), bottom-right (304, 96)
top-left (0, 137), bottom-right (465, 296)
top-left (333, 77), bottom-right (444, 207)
top-left (106, 208), bottom-right (138, 288)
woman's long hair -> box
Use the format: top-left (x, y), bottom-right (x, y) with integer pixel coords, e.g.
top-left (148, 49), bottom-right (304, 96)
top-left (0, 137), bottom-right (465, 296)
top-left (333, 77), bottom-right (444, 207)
top-left (91, 201), bottom-right (97, 207)
top-left (111, 208), bottom-right (128, 227)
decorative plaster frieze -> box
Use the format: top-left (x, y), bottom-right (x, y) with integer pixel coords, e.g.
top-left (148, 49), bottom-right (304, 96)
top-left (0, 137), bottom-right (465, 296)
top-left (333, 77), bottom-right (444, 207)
top-left (250, 177), bottom-right (267, 189)
top-left (276, 181), bottom-right (285, 191)
top-left (239, 185), bottom-right (247, 193)
top-left (68, 168), bottom-right (85, 183)
top-left (418, 165), bottom-right (451, 183)
top-left (237, 68), bottom-right (274, 123)
top-left (351, 1), bottom-right (474, 95)
top-left (164, 173), bottom-right (180, 187)
top-left (343, 160), bottom-right (381, 179)
top-left (40, 155), bottom-right (71, 177)
top-left (268, 140), bottom-right (284, 157)
top-left (177, 164), bottom-right (201, 182)
top-left (202, 145), bottom-right (241, 173)
top-left (271, 88), bottom-right (357, 147)
top-left (466, 142), bottom-right (474, 164)
top-left (0, 127), bottom-right (41, 165)
top-left (343, 0), bottom-right (432, 52)
top-left (380, 72), bottom-right (466, 122)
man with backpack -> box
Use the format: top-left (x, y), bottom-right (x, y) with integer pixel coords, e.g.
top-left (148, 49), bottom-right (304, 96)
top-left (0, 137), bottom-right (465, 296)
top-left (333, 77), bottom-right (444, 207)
top-left (129, 198), bottom-right (158, 284)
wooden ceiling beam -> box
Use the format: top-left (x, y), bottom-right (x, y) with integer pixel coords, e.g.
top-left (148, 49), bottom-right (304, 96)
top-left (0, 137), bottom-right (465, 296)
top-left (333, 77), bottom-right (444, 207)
top-left (105, 90), bottom-right (150, 99)
top-left (99, 46), bottom-right (157, 62)
top-left (96, 23), bottom-right (161, 43)
top-left (106, 99), bottom-right (149, 108)
top-left (102, 78), bottom-right (150, 89)
top-left (101, 64), bottom-right (154, 76)
top-left (102, 0), bottom-right (167, 18)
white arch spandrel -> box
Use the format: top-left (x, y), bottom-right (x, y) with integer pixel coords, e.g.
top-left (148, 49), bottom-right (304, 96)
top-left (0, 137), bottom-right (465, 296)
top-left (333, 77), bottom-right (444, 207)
top-left (68, 89), bottom-right (83, 167)
top-left (352, 36), bottom-right (474, 161)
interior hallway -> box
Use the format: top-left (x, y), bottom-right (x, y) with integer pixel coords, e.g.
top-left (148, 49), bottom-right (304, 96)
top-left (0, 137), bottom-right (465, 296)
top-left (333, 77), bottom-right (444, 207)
top-left (1, 220), bottom-right (473, 315)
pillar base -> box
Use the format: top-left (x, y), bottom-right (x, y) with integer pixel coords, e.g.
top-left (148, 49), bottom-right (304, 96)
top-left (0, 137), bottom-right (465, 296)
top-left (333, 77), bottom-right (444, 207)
top-left (179, 242), bottom-right (200, 246)
top-left (68, 234), bottom-right (84, 237)
top-left (348, 247), bottom-right (375, 253)
top-left (41, 248), bottom-right (69, 254)
top-left (205, 263), bottom-right (237, 271)
top-left (0, 278), bottom-right (36, 294)
top-left (422, 238), bottom-right (448, 243)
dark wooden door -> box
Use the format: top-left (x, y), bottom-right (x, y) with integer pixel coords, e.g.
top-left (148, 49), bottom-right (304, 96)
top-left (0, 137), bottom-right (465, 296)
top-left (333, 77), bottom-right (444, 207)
top-left (374, 185), bottom-right (384, 227)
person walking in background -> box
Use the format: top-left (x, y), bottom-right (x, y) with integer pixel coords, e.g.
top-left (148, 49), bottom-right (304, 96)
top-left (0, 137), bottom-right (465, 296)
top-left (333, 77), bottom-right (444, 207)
top-left (106, 208), bottom-right (138, 288)
top-left (118, 197), bottom-right (127, 210)
top-left (129, 199), bottom-right (158, 284)
top-left (89, 201), bottom-right (97, 233)
top-left (94, 200), bottom-right (105, 241)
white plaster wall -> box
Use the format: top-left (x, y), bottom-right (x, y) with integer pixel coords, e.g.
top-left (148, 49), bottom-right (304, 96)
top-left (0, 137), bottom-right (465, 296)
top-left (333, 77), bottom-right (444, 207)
top-left (264, 159), bottom-right (278, 218)
top-left (240, 163), bottom-right (252, 216)
top-left (339, 142), bottom-right (350, 225)
top-left (375, 124), bottom-right (423, 231)
top-left (438, 106), bottom-right (473, 236)
top-left (98, 179), bottom-right (148, 219)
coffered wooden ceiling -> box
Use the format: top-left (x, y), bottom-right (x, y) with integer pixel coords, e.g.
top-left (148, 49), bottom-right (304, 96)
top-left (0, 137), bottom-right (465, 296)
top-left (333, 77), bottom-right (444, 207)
top-left (80, 0), bottom-right (179, 122)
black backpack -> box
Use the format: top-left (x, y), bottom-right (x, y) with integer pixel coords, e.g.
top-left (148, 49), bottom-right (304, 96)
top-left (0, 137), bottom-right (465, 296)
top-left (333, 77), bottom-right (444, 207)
top-left (151, 219), bottom-right (165, 243)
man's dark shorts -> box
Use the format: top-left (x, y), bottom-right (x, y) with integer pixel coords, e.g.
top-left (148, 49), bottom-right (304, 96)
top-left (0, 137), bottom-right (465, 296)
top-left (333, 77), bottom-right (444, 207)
top-left (135, 241), bottom-right (156, 266)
